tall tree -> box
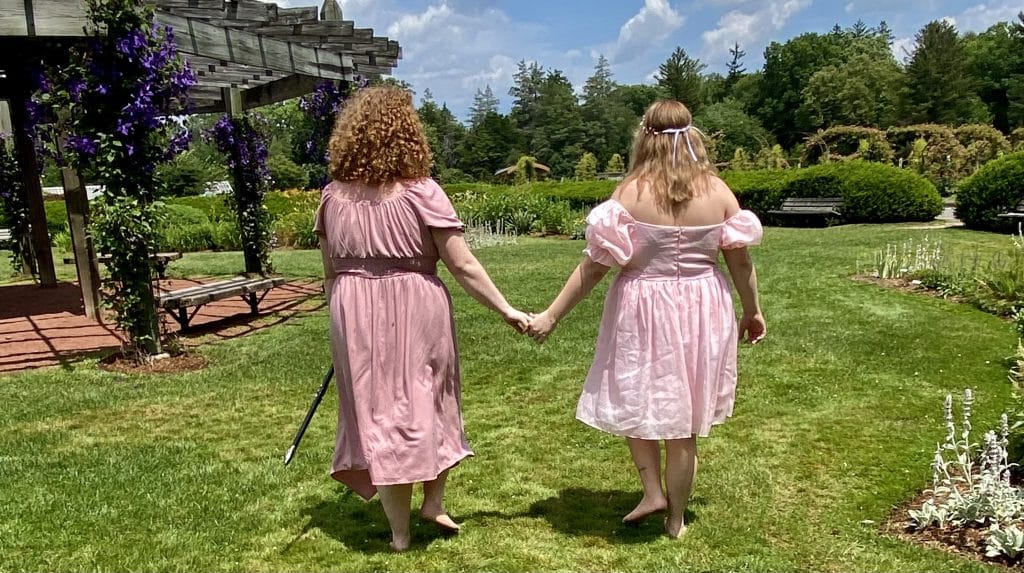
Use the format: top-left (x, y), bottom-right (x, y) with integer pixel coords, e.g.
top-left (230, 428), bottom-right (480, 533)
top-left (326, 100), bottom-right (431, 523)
top-left (1007, 12), bottom-right (1024, 128)
top-left (468, 85), bottom-right (500, 128)
top-left (904, 20), bottom-right (989, 125)
top-left (964, 22), bottom-right (1022, 133)
top-left (418, 94), bottom-right (466, 173)
top-left (725, 42), bottom-right (746, 90)
top-left (801, 52), bottom-right (904, 129)
top-left (581, 55), bottom-right (634, 165)
top-left (457, 111), bottom-right (520, 180)
top-left (509, 60), bottom-right (546, 135)
top-left (656, 47), bottom-right (706, 114)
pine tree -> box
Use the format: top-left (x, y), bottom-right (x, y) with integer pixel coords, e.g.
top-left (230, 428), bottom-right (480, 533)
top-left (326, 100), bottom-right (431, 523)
top-left (575, 152), bottom-right (598, 180)
top-left (468, 85), bottom-right (500, 128)
top-left (605, 153), bottom-right (625, 174)
top-left (905, 20), bottom-right (988, 124)
top-left (656, 47), bottom-right (706, 114)
top-left (725, 42), bottom-right (746, 90)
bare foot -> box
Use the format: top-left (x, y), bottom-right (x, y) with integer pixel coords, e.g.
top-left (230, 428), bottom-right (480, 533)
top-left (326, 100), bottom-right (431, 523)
top-left (622, 497), bottom-right (667, 524)
top-left (420, 510), bottom-right (461, 533)
top-left (664, 516), bottom-right (688, 539)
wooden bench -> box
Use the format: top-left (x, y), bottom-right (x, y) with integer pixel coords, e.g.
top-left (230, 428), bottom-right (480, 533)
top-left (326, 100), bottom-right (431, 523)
top-left (997, 200), bottom-right (1024, 220)
top-left (64, 252), bottom-right (182, 279)
top-left (0, 228), bottom-right (11, 243)
top-left (157, 276), bottom-right (289, 331)
top-left (768, 197), bottom-right (843, 225)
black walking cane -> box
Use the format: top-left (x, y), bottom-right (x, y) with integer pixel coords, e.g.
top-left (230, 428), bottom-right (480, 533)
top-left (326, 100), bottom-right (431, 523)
top-left (283, 365), bottom-right (335, 466)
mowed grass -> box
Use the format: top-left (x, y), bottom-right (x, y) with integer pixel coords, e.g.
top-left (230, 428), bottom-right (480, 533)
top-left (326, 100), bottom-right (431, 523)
top-left (0, 223), bottom-right (1019, 572)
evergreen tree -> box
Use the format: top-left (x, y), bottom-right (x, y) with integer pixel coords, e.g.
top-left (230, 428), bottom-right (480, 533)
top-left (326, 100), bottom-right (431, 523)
top-left (575, 152), bottom-right (598, 180)
top-left (656, 47), bottom-right (706, 114)
top-left (905, 20), bottom-right (989, 125)
top-left (725, 42), bottom-right (746, 90)
top-left (468, 85), bottom-right (500, 128)
top-left (605, 153), bottom-right (625, 173)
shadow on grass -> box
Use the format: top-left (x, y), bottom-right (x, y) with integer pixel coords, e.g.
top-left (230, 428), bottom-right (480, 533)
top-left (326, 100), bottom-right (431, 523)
top-left (523, 488), bottom-right (703, 544)
top-left (291, 489), bottom-right (454, 554)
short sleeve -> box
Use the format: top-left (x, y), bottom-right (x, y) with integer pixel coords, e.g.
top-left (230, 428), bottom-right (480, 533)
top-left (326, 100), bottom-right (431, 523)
top-left (410, 179), bottom-right (464, 230)
top-left (583, 201), bottom-right (635, 267)
top-left (313, 186), bottom-right (332, 236)
top-left (720, 209), bottom-right (763, 249)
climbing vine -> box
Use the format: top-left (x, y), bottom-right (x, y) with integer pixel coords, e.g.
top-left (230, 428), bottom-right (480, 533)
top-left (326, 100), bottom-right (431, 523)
top-left (0, 138), bottom-right (36, 276)
top-left (211, 114), bottom-right (273, 275)
top-left (36, 0), bottom-right (195, 359)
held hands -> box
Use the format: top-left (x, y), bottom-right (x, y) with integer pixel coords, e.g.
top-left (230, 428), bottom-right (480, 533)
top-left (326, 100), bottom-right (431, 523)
top-left (739, 311), bottom-right (767, 344)
top-left (502, 307), bottom-right (533, 334)
top-left (501, 306), bottom-right (558, 343)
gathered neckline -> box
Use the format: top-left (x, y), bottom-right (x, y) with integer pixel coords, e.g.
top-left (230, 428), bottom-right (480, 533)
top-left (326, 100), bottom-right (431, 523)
top-left (327, 181), bottom-right (412, 204)
top-left (607, 199), bottom-right (737, 230)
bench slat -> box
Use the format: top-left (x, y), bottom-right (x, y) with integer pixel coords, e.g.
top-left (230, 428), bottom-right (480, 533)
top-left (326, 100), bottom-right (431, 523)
top-left (768, 197), bottom-right (842, 217)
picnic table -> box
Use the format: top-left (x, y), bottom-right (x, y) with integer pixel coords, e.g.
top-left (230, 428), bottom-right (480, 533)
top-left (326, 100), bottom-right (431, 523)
top-left (64, 252), bottom-right (182, 279)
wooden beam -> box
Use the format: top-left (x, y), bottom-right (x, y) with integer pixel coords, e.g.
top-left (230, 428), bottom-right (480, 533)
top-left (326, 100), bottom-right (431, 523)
top-left (240, 74), bottom-right (321, 110)
top-left (222, 86), bottom-right (242, 117)
top-left (61, 166), bottom-right (101, 319)
top-left (9, 93), bottom-right (56, 285)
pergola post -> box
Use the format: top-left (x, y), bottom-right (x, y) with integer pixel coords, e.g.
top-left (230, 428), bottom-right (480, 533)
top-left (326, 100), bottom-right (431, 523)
top-left (61, 167), bottom-right (100, 319)
top-left (9, 93), bottom-right (57, 286)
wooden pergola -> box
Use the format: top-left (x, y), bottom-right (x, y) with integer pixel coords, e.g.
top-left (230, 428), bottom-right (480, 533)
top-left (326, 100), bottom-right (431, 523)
top-left (0, 0), bottom-right (400, 318)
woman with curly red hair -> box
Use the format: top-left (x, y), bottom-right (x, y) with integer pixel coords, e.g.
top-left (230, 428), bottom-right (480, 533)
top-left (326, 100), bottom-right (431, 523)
top-left (314, 86), bottom-right (531, 551)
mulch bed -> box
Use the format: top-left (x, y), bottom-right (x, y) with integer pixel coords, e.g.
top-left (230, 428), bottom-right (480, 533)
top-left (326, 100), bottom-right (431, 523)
top-left (882, 491), bottom-right (1021, 569)
top-left (98, 349), bottom-right (209, 375)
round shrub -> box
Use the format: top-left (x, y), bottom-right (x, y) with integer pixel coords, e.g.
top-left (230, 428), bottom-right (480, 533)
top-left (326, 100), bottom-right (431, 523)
top-left (719, 169), bottom-right (792, 215)
top-left (955, 151), bottom-right (1024, 232)
top-left (44, 199), bottom-right (68, 234)
top-left (268, 155), bottom-right (308, 191)
top-left (790, 161), bottom-right (942, 223)
top-left (274, 210), bottom-right (318, 249)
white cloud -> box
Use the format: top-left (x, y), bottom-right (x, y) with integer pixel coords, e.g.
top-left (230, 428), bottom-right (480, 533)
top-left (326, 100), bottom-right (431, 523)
top-left (606, 0), bottom-right (686, 65)
top-left (890, 36), bottom-right (914, 63)
top-left (700, 0), bottom-right (812, 65)
top-left (845, 2), bottom-right (856, 13)
top-left (955, 1), bottom-right (1023, 32)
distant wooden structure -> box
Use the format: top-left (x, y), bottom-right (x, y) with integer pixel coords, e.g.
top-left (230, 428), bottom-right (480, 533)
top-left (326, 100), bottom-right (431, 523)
top-left (0, 0), bottom-right (401, 319)
top-left (495, 162), bottom-right (552, 180)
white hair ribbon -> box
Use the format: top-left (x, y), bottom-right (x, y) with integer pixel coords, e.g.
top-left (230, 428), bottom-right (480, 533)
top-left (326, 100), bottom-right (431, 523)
top-left (657, 125), bottom-right (702, 166)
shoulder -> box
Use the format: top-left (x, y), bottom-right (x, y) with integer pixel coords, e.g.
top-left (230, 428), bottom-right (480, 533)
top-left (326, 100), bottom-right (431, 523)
top-left (403, 177), bottom-right (448, 199)
top-left (701, 173), bottom-right (740, 214)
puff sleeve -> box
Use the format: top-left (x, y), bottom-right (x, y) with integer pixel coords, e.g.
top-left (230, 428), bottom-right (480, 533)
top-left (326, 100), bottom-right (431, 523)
top-left (313, 186), bottom-right (332, 236)
top-left (583, 201), bottom-right (635, 267)
top-left (719, 209), bottom-right (763, 249)
top-left (410, 179), bottom-right (464, 230)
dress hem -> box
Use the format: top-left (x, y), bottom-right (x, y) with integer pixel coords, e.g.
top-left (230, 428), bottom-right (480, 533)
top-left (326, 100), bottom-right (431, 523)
top-left (575, 414), bottom-right (731, 440)
top-left (330, 450), bottom-right (474, 500)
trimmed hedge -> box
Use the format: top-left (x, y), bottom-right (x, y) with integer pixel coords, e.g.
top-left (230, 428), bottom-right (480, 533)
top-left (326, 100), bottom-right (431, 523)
top-left (956, 151), bottom-right (1024, 232)
top-left (722, 161), bottom-right (942, 223)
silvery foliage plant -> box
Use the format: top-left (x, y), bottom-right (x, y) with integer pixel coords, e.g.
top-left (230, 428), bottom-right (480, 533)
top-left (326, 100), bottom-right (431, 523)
top-left (907, 390), bottom-right (1024, 560)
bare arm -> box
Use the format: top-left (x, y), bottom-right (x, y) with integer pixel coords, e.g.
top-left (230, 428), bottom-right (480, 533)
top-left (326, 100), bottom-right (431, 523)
top-left (526, 257), bottom-right (611, 342)
top-left (433, 228), bottom-right (530, 332)
top-left (722, 247), bottom-right (766, 343)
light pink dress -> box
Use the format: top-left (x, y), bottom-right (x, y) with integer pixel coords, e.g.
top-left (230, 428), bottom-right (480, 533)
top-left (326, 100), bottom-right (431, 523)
top-left (313, 178), bottom-right (472, 500)
top-left (576, 200), bottom-right (763, 440)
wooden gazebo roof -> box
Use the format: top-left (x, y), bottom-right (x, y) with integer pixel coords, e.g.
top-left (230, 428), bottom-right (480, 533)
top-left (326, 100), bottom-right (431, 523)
top-left (0, 0), bottom-right (402, 112)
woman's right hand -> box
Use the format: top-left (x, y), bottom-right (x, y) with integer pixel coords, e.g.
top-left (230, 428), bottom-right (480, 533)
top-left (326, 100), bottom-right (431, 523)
top-left (526, 311), bottom-right (558, 343)
top-left (503, 307), bottom-right (532, 334)
top-left (739, 312), bottom-right (766, 344)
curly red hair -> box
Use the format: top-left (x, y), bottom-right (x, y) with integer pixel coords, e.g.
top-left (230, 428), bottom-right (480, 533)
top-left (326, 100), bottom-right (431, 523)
top-left (327, 86), bottom-right (433, 184)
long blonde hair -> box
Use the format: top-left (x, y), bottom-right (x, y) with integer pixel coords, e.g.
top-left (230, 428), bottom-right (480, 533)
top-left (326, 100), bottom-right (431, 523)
top-left (327, 86), bottom-right (433, 185)
top-left (624, 100), bottom-right (715, 203)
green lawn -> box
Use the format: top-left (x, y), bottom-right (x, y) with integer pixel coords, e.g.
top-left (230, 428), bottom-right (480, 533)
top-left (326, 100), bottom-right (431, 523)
top-left (0, 224), bottom-right (1019, 572)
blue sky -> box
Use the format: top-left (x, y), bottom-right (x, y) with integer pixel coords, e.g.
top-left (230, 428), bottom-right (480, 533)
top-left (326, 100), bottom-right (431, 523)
top-left (275, 0), bottom-right (1024, 121)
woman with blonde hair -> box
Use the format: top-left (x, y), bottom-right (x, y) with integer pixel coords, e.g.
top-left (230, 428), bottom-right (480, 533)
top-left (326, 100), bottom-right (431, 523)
top-left (314, 86), bottom-right (531, 551)
top-left (526, 100), bottom-right (765, 538)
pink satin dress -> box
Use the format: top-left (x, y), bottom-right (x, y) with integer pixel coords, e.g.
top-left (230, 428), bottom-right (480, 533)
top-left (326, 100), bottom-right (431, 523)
top-left (576, 200), bottom-right (763, 439)
top-left (313, 178), bottom-right (472, 500)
